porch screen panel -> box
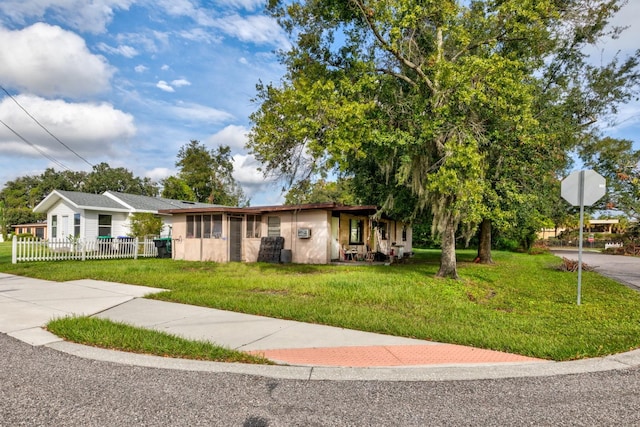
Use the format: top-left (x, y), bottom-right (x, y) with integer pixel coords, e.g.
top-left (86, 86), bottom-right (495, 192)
top-left (213, 214), bottom-right (222, 238)
top-left (203, 215), bottom-right (212, 238)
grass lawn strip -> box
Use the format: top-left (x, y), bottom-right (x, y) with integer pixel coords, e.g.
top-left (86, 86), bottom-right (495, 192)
top-left (46, 316), bottom-right (272, 364)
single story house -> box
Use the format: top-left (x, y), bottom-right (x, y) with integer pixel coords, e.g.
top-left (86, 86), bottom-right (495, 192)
top-left (158, 202), bottom-right (412, 264)
top-left (11, 222), bottom-right (48, 239)
top-left (33, 190), bottom-right (218, 240)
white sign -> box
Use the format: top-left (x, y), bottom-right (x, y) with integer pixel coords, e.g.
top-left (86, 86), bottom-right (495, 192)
top-left (560, 169), bottom-right (606, 305)
top-left (561, 170), bottom-right (606, 206)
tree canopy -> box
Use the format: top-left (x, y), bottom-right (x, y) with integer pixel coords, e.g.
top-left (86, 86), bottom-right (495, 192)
top-left (249, 0), bottom-right (640, 278)
top-left (162, 140), bottom-right (248, 206)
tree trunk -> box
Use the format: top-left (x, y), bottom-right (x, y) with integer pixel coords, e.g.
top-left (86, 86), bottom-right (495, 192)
top-left (436, 217), bottom-right (459, 279)
top-left (476, 218), bottom-right (493, 264)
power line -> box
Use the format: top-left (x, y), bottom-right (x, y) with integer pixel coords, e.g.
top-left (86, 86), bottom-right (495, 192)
top-left (0, 118), bottom-right (71, 171)
top-left (0, 84), bottom-right (94, 168)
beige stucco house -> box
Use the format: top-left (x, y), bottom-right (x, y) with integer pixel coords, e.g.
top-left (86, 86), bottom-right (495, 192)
top-left (159, 202), bottom-right (412, 264)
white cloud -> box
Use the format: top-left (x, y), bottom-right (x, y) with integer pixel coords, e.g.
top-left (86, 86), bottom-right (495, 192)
top-left (232, 153), bottom-right (282, 205)
top-left (161, 64), bottom-right (170, 71)
top-left (171, 79), bottom-right (191, 87)
top-left (145, 167), bottom-right (174, 181)
top-left (170, 102), bottom-right (234, 123)
top-left (134, 65), bottom-right (148, 73)
top-left (0, 23), bottom-right (114, 98)
top-left (156, 79), bottom-right (190, 92)
top-left (178, 28), bottom-right (222, 44)
top-left (232, 153), bottom-right (269, 184)
top-left (214, 14), bottom-right (290, 48)
top-left (207, 125), bottom-right (248, 151)
top-left (0, 0), bottom-right (133, 34)
top-left (0, 94), bottom-right (136, 160)
top-left (96, 42), bottom-right (139, 58)
top-left (239, 57), bottom-right (249, 65)
top-left (156, 80), bottom-right (175, 92)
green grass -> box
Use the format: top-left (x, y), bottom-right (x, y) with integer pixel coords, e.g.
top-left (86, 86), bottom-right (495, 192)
top-left (46, 316), bottom-right (271, 364)
top-left (3, 240), bottom-right (640, 361)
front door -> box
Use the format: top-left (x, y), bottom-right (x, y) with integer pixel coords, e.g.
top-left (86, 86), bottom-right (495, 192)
top-left (61, 215), bottom-right (69, 238)
top-left (229, 216), bottom-right (242, 262)
top-left (331, 216), bottom-right (340, 260)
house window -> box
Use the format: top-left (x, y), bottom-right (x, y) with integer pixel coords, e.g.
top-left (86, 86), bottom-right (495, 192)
top-left (35, 227), bottom-right (44, 239)
top-left (267, 216), bottom-right (281, 237)
top-left (212, 214), bottom-right (222, 238)
top-left (379, 222), bottom-right (387, 240)
top-left (349, 219), bottom-right (364, 245)
top-left (51, 215), bottom-right (57, 238)
top-left (246, 215), bottom-right (261, 238)
top-left (74, 213), bottom-right (81, 238)
top-left (186, 215), bottom-right (202, 238)
top-left (402, 225), bottom-right (407, 242)
top-left (98, 215), bottom-right (112, 237)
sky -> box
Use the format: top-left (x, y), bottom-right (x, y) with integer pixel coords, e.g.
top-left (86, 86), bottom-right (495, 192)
top-left (0, 1), bottom-right (639, 207)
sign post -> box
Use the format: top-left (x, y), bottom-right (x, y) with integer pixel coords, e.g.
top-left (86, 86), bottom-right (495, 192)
top-left (561, 170), bottom-right (606, 305)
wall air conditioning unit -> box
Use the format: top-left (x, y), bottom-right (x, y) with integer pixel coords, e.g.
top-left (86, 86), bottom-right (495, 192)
top-left (297, 228), bottom-right (311, 239)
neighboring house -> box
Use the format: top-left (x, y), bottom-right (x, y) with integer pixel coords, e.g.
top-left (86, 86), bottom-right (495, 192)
top-left (538, 218), bottom-right (622, 239)
top-left (11, 222), bottom-right (47, 239)
top-left (159, 202), bottom-right (412, 264)
top-left (33, 190), bottom-right (217, 240)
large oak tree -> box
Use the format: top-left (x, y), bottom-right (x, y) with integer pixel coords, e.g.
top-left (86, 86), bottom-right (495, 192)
top-left (249, 0), bottom-right (639, 278)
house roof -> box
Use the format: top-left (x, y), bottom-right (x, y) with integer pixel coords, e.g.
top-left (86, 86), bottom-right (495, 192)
top-left (104, 191), bottom-right (223, 213)
top-left (34, 190), bottom-right (130, 213)
top-left (33, 190), bottom-right (222, 214)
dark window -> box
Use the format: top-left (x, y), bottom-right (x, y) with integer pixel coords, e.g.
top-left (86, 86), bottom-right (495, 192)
top-left (35, 227), bottom-right (44, 239)
top-left (349, 219), bottom-right (364, 245)
top-left (98, 214), bottom-right (112, 237)
top-left (379, 222), bottom-right (387, 240)
top-left (402, 226), bottom-right (407, 242)
top-left (51, 215), bottom-right (58, 238)
top-left (267, 216), bottom-right (280, 237)
top-left (74, 213), bottom-right (81, 238)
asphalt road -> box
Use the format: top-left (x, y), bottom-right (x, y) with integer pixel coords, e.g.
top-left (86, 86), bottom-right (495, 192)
top-left (552, 249), bottom-right (640, 291)
top-left (2, 333), bottom-right (640, 426)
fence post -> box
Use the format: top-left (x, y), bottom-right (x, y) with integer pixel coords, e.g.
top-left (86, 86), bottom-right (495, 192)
top-left (134, 237), bottom-right (139, 260)
top-left (12, 235), bottom-right (17, 264)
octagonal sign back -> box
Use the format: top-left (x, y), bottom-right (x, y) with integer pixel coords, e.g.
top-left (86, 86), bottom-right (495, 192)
top-left (561, 170), bottom-right (606, 207)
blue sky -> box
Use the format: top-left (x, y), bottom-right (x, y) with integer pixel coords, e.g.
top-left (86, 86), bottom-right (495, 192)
top-left (0, 1), bottom-right (638, 207)
top-left (0, 0), bottom-right (289, 205)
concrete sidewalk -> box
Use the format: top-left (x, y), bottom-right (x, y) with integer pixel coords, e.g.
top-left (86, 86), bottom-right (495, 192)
top-left (2, 272), bottom-right (640, 381)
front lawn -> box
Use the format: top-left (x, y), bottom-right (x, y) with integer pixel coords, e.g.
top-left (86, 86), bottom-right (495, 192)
top-left (2, 241), bottom-right (640, 361)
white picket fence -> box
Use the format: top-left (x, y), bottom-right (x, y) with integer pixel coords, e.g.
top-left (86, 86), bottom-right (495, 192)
top-left (12, 235), bottom-right (160, 264)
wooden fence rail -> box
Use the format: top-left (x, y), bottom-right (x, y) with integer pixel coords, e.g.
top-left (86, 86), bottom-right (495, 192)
top-left (12, 236), bottom-right (160, 264)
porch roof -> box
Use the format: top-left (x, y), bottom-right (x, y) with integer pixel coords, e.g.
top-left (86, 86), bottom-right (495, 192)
top-left (158, 202), bottom-right (395, 219)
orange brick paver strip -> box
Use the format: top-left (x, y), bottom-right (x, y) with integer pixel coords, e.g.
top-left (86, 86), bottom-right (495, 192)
top-left (250, 344), bottom-right (544, 367)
